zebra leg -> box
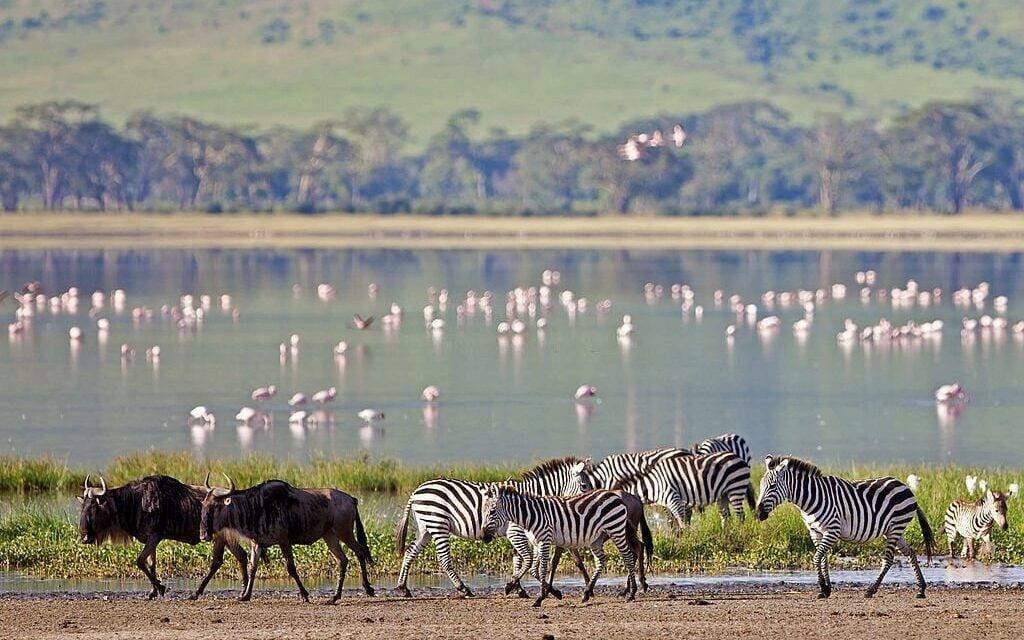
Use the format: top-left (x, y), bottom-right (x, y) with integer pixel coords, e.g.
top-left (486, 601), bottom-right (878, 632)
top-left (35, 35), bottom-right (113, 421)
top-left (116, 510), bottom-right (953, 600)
top-left (945, 526), bottom-right (957, 566)
top-left (982, 534), bottom-right (993, 558)
top-left (897, 539), bottom-right (927, 599)
top-left (569, 548), bottom-right (591, 590)
top-left (395, 528), bottom-right (430, 598)
top-left (865, 535), bottom-right (899, 598)
top-left (966, 538), bottom-right (976, 562)
top-left (812, 534), bottom-right (837, 598)
top-left (434, 533), bottom-right (473, 597)
top-left (532, 541), bottom-right (552, 608)
top-left (582, 544), bottom-right (606, 603)
top-left (505, 533), bottom-right (533, 598)
top-left (544, 547), bottom-right (566, 600)
top-left (664, 492), bottom-right (691, 529)
top-left (729, 491), bottom-right (746, 521)
top-left (613, 532), bottom-right (638, 602)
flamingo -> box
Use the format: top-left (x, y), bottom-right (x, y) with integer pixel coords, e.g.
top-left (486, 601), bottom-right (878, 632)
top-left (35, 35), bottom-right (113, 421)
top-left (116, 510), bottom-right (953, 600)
top-left (574, 384), bottom-right (597, 402)
top-left (189, 406), bottom-right (215, 426)
top-left (358, 409), bottom-right (385, 423)
top-left (935, 383), bottom-right (967, 404)
top-left (312, 387), bottom-right (337, 405)
top-left (353, 314), bottom-right (375, 330)
top-left (616, 315), bottom-right (634, 337)
top-left (288, 392), bottom-right (307, 407)
top-left (422, 385), bottom-right (440, 402)
top-left (251, 385), bottom-right (277, 402)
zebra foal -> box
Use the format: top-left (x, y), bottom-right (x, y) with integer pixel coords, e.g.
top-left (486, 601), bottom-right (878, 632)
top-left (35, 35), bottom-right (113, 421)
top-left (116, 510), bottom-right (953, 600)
top-left (755, 455), bottom-right (934, 599)
top-left (482, 485), bottom-right (640, 607)
top-left (944, 489), bottom-right (1010, 562)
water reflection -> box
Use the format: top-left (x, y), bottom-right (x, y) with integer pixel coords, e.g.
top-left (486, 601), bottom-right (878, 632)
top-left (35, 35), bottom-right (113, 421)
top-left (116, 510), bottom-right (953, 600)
top-left (1, 248), bottom-right (1023, 467)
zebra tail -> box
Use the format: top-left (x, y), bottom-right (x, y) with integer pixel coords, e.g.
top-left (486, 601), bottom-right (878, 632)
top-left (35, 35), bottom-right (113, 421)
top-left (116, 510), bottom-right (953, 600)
top-left (354, 501), bottom-right (374, 565)
top-left (638, 510), bottom-right (655, 571)
top-left (916, 506), bottom-right (934, 563)
top-left (395, 498), bottom-right (413, 558)
top-left (745, 482), bottom-right (756, 509)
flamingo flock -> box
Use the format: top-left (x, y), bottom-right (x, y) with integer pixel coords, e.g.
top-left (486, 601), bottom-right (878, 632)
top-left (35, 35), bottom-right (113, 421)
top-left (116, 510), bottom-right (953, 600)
top-left (3, 263), bottom-right (1019, 456)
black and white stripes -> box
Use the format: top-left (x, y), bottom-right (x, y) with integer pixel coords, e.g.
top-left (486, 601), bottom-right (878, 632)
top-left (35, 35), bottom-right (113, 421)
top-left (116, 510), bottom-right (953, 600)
top-left (755, 455), bottom-right (934, 598)
top-left (944, 490), bottom-right (1009, 561)
top-left (483, 486), bottom-right (641, 607)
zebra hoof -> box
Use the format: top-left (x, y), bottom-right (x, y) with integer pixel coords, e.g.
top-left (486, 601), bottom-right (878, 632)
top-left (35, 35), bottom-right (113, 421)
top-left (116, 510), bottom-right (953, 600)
top-left (363, 586), bottom-right (376, 597)
top-left (549, 587), bottom-right (563, 600)
top-left (504, 581), bottom-right (518, 596)
top-left (817, 592), bottom-right (829, 599)
top-left (395, 586), bottom-right (412, 599)
top-left (517, 588), bottom-right (529, 599)
top-left (864, 590), bottom-right (875, 598)
top-left (916, 592), bottom-right (926, 599)
top-left (532, 598), bottom-right (544, 608)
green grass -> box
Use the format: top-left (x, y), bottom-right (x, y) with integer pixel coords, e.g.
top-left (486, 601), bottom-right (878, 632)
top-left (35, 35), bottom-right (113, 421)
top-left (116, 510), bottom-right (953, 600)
top-left (1, 1), bottom-right (1024, 140)
top-left (1, 453), bottom-right (1021, 579)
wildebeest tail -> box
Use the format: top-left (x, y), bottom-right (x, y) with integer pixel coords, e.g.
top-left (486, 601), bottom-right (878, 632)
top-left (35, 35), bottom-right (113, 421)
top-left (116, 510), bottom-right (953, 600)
top-left (353, 501), bottom-right (374, 565)
top-left (638, 509), bottom-right (654, 571)
top-left (395, 497), bottom-right (413, 558)
top-left (916, 506), bottom-right (934, 563)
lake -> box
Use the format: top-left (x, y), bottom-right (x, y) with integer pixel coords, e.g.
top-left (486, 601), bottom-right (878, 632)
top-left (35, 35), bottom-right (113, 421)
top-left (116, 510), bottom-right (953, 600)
top-left (1, 248), bottom-right (1022, 468)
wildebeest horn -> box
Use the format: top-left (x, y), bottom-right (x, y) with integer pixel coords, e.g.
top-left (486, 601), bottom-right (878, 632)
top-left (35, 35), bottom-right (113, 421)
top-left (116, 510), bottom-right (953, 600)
top-left (97, 475), bottom-right (106, 496)
top-left (222, 473), bottom-right (236, 493)
top-left (204, 471), bottom-right (212, 492)
top-left (83, 473), bottom-right (92, 497)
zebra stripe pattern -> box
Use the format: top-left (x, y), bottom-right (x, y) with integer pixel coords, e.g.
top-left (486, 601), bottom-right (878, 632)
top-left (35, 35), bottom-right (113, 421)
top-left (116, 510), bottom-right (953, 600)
top-left (483, 486), bottom-right (640, 607)
top-left (756, 455), bottom-right (934, 598)
top-left (944, 490), bottom-right (1009, 561)
top-left (694, 433), bottom-right (751, 465)
top-left (393, 457), bottom-right (587, 597)
top-left (576, 451), bottom-right (753, 528)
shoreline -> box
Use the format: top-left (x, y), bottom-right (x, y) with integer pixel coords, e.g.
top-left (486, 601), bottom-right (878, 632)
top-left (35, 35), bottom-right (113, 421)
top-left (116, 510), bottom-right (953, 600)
top-left (2, 587), bottom-right (1022, 639)
top-left (2, 212), bottom-right (1024, 251)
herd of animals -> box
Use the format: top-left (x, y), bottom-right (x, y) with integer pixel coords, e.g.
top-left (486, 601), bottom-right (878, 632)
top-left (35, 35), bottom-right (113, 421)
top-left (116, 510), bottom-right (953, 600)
top-left (76, 433), bottom-right (1015, 607)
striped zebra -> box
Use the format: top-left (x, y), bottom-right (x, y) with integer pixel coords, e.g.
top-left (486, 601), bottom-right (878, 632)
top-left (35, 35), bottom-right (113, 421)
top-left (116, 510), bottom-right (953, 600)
top-left (575, 451), bottom-right (753, 528)
top-left (694, 433), bottom-right (750, 464)
top-left (394, 456), bottom-right (651, 598)
top-left (944, 490), bottom-right (1009, 561)
top-left (755, 455), bottom-right (934, 599)
top-left (482, 486), bottom-right (641, 607)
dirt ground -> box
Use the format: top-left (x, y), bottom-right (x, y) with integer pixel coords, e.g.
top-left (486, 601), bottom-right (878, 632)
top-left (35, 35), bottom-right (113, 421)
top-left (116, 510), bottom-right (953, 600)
top-left (3, 585), bottom-right (1024, 640)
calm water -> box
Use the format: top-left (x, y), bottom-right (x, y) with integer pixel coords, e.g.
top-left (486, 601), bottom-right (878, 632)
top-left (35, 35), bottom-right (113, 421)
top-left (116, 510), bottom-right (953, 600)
top-left (1, 248), bottom-right (1023, 468)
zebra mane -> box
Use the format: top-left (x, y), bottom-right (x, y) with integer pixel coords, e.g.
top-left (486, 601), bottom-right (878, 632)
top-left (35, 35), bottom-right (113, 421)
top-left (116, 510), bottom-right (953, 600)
top-left (776, 456), bottom-right (822, 477)
top-left (521, 456), bottom-right (589, 481)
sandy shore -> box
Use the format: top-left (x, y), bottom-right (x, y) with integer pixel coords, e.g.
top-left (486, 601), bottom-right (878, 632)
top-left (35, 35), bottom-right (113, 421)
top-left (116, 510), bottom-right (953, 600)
top-left (3, 212), bottom-right (1024, 251)
top-left (3, 585), bottom-right (1023, 639)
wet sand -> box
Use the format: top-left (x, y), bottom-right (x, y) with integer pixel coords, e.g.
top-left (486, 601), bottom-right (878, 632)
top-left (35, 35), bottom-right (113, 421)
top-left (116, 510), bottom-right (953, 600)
top-left (3, 584), bottom-right (1023, 640)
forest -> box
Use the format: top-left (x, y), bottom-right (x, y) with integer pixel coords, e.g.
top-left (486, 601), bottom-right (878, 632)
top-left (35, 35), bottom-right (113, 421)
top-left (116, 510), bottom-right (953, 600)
top-left (1, 97), bottom-right (1022, 216)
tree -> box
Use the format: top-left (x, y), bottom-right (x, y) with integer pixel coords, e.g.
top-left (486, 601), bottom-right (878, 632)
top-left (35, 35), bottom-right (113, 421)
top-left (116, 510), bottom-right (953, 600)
top-left (0, 126), bottom-right (36, 211)
top-left (893, 102), bottom-right (993, 213)
top-left (340, 107), bottom-right (409, 207)
top-left (14, 101), bottom-right (99, 208)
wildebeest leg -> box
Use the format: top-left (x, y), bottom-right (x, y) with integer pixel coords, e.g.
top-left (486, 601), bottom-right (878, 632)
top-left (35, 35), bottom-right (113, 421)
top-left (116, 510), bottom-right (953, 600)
top-left (324, 536), bottom-right (350, 604)
top-left (240, 544), bottom-right (263, 601)
top-left (395, 529), bottom-right (430, 598)
top-left (191, 537), bottom-right (228, 600)
top-left (280, 544), bottom-right (310, 602)
top-left (337, 523), bottom-right (375, 596)
top-left (136, 538), bottom-right (165, 599)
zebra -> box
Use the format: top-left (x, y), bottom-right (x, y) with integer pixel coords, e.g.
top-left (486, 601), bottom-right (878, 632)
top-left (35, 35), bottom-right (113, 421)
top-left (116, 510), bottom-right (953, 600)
top-left (755, 455), bottom-right (934, 599)
top-left (394, 456), bottom-right (651, 598)
top-left (574, 451), bottom-right (753, 528)
top-left (944, 489), bottom-right (1009, 562)
top-left (694, 433), bottom-right (750, 464)
top-left (482, 485), bottom-right (641, 607)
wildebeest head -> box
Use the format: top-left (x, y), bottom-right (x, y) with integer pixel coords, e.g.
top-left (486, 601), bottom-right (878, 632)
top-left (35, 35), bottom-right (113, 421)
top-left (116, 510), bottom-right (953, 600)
top-left (77, 475), bottom-right (113, 544)
top-left (199, 472), bottom-right (236, 542)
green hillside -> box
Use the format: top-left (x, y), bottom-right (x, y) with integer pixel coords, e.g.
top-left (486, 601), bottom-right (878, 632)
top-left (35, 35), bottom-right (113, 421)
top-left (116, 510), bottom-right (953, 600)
top-left (1, 0), bottom-right (1023, 140)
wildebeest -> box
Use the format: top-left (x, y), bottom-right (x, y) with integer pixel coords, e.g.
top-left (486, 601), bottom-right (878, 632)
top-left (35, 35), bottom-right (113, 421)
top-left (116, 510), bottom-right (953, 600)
top-left (77, 474), bottom-right (251, 599)
top-left (199, 476), bottom-right (374, 602)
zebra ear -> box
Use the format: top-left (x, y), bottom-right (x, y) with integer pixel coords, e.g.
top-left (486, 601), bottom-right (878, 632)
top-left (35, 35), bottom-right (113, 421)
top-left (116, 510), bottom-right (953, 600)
top-left (764, 455), bottom-right (776, 469)
top-left (570, 461), bottom-right (586, 474)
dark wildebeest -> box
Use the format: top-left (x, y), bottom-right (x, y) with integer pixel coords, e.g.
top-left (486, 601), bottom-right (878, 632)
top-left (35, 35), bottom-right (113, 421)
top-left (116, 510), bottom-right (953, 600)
top-left (199, 476), bottom-right (375, 602)
top-left (77, 474), bottom-right (251, 599)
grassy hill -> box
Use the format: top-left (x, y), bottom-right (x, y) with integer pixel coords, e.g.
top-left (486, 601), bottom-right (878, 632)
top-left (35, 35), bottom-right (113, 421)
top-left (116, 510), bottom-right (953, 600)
top-left (1, 0), bottom-right (1023, 141)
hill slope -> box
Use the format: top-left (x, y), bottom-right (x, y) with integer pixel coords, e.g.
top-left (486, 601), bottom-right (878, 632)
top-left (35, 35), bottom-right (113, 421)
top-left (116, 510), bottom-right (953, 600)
top-left (1, 0), bottom-right (1023, 140)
